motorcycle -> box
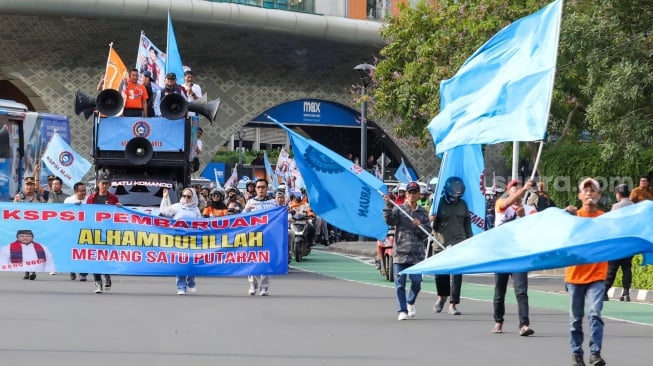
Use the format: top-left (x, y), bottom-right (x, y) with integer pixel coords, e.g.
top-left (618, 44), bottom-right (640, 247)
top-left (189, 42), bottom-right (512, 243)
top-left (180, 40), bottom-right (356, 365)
top-left (289, 212), bottom-right (313, 262)
top-left (376, 228), bottom-right (395, 281)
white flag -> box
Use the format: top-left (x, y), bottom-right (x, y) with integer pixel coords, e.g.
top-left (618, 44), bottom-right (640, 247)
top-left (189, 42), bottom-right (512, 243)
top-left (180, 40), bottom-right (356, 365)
top-left (41, 133), bottom-right (91, 188)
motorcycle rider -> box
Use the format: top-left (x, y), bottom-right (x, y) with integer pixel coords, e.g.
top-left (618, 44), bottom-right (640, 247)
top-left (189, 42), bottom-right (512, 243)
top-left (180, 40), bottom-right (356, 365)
top-left (288, 192), bottom-right (316, 247)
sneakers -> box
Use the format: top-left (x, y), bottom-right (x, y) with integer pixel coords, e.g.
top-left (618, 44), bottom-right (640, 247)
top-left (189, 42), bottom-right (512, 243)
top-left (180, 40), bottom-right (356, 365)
top-left (620, 294), bottom-right (630, 302)
top-left (104, 277), bottom-right (112, 291)
top-left (448, 305), bottom-right (461, 315)
top-left (79, 274), bottom-right (87, 282)
top-left (177, 288), bottom-right (186, 295)
top-left (188, 286), bottom-right (197, 293)
top-left (433, 299), bottom-right (446, 313)
top-left (248, 284), bottom-right (257, 296)
top-left (519, 325), bottom-right (535, 336)
top-left (49, 272), bottom-right (57, 275)
top-left (397, 312), bottom-right (408, 320)
top-left (28, 272), bottom-right (36, 280)
top-left (260, 287), bottom-right (269, 296)
top-left (572, 354), bottom-right (586, 366)
top-left (69, 273), bottom-right (77, 281)
top-left (589, 353), bottom-right (606, 366)
top-left (94, 282), bottom-right (103, 294)
top-left (407, 303), bottom-right (416, 318)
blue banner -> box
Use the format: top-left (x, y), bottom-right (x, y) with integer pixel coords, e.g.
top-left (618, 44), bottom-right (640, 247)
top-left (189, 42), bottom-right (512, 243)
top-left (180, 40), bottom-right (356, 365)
top-left (97, 117), bottom-right (185, 151)
top-left (0, 203), bottom-right (288, 276)
top-left (253, 99), bottom-right (361, 127)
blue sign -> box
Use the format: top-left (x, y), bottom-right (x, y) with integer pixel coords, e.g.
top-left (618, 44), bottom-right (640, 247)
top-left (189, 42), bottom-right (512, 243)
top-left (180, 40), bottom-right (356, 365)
top-left (201, 162), bottom-right (226, 184)
top-left (97, 117), bottom-right (185, 151)
top-left (252, 99), bottom-right (361, 127)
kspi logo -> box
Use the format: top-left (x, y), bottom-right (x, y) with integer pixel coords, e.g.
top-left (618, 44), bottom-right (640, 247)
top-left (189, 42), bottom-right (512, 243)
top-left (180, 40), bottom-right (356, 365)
top-left (132, 120), bottom-right (151, 138)
top-left (58, 151), bottom-right (74, 167)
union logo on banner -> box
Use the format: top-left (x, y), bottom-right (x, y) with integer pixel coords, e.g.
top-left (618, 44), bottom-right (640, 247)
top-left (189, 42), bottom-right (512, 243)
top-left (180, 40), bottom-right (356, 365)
top-left (132, 120), bottom-right (151, 138)
top-left (58, 151), bottom-right (74, 167)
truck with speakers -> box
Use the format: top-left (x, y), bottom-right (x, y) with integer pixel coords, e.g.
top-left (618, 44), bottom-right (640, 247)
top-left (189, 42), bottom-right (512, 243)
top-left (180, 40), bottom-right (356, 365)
top-left (73, 88), bottom-right (219, 208)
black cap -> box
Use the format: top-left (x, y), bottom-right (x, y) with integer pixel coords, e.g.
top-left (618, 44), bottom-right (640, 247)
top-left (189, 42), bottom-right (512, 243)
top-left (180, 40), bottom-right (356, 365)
top-left (17, 229), bottom-right (34, 236)
top-left (406, 181), bottom-right (420, 192)
top-left (184, 70), bottom-right (194, 76)
top-left (165, 72), bottom-right (176, 79)
top-left (98, 174), bottom-right (110, 183)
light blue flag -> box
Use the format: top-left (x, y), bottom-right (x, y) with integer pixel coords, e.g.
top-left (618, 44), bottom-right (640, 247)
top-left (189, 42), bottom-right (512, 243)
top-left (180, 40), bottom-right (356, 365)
top-left (428, 0), bottom-right (562, 154)
top-left (403, 201), bottom-right (653, 275)
top-left (394, 158), bottom-right (415, 184)
top-left (267, 115), bottom-right (389, 239)
top-left (263, 151), bottom-right (278, 190)
top-left (165, 11), bottom-right (184, 81)
top-left (429, 145), bottom-right (486, 235)
top-left (41, 133), bottom-right (91, 188)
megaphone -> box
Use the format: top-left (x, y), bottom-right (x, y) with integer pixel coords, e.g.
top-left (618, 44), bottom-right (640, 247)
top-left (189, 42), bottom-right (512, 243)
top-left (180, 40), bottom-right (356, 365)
top-left (125, 137), bottom-right (154, 165)
top-left (188, 94), bottom-right (221, 123)
top-left (160, 93), bottom-right (187, 120)
top-left (96, 89), bottom-right (123, 117)
top-left (74, 89), bottom-right (124, 119)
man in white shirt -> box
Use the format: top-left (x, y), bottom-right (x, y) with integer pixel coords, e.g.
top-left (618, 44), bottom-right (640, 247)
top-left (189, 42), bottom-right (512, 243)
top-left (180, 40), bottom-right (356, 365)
top-left (63, 182), bottom-right (87, 205)
top-left (0, 230), bottom-right (55, 276)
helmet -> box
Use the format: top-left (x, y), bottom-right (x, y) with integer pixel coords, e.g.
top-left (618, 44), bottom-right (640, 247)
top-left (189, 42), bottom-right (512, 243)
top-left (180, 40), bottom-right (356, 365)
top-left (397, 183), bottom-right (406, 192)
top-left (210, 188), bottom-right (224, 197)
top-left (444, 176), bottom-right (465, 201)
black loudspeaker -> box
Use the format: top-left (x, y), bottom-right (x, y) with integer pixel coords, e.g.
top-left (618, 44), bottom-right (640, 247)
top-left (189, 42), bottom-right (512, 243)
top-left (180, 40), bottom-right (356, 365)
top-left (0, 125), bottom-right (10, 158)
top-left (74, 89), bottom-right (97, 120)
top-left (96, 89), bottom-right (123, 117)
top-left (74, 89), bottom-right (124, 119)
top-left (125, 137), bottom-right (154, 166)
top-left (188, 95), bottom-right (221, 123)
top-left (160, 93), bottom-right (187, 120)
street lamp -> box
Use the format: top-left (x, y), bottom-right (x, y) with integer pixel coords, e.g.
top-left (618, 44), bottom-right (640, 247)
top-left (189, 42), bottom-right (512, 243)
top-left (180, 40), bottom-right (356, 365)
top-left (354, 63), bottom-right (375, 172)
top-left (236, 128), bottom-right (247, 166)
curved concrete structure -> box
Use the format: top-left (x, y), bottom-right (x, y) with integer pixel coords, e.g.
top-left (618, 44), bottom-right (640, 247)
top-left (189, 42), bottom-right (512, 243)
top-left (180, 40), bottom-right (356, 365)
top-left (0, 1), bottom-right (450, 179)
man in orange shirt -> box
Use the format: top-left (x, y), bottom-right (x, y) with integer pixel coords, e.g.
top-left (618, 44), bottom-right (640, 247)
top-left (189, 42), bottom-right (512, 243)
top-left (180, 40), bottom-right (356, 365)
top-left (122, 69), bottom-right (148, 117)
top-left (564, 178), bottom-right (607, 366)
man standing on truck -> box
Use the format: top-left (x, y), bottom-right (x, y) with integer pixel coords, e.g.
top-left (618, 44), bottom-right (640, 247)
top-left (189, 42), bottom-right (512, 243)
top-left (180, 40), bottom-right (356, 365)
top-left (122, 69), bottom-right (148, 117)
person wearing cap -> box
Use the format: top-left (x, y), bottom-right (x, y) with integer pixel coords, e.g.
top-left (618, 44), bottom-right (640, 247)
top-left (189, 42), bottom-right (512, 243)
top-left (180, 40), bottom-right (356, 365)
top-left (393, 183), bottom-right (407, 205)
top-left (0, 230), bottom-right (55, 279)
top-left (244, 179), bottom-right (278, 296)
top-left (141, 70), bottom-right (155, 117)
top-left (153, 72), bottom-right (187, 118)
top-left (534, 181), bottom-right (556, 211)
top-left (431, 176), bottom-right (473, 317)
top-left (492, 179), bottom-right (536, 336)
top-left (225, 185), bottom-right (246, 208)
top-left (564, 178), bottom-right (608, 366)
top-left (14, 176), bottom-right (45, 203)
top-left (244, 180), bottom-right (257, 201)
top-left (629, 175), bottom-right (653, 203)
top-left (383, 181), bottom-right (430, 320)
top-left (203, 188), bottom-right (228, 218)
top-left (604, 183), bottom-right (634, 302)
top-left (122, 68), bottom-right (148, 117)
top-left (86, 174), bottom-right (120, 293)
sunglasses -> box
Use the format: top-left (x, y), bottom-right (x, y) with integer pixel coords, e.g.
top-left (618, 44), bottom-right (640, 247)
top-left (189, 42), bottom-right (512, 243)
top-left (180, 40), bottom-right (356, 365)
top-left (182, 194), bottom-right (193, 199)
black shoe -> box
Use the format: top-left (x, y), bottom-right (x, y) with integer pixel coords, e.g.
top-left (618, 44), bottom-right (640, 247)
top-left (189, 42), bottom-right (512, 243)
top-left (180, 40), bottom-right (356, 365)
top-left (572, 354), bottom-right (586, 366)
top-left (589, 352), bottom-right (606, 366)
top-left (79, 274), bottom-right (87, 282)
top-left (620, 294), bottom-right (630, 302)
top-left (23, 272), bottom-right (29, 280)
top-left (69, 273), bottom-right (77, 281)
top-left (104, 277), bottom-right (112, 291)
top-left (29, 272), bottom-right (36, 280)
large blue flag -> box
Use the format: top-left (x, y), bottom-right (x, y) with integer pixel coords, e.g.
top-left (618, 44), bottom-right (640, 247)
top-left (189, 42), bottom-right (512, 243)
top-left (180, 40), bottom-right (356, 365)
top-left (428, 0), bottom-right (562, 154)
top-left (165, 11), bottom-right (184, 81)
top-left (41, 133), bottom-right (91, 188)
top-left (430, 145), bottom-right (486, 235)
top-left (267, 116), bottom-right (389, 239)
top-left (403, 201), bottom-right (653, 275)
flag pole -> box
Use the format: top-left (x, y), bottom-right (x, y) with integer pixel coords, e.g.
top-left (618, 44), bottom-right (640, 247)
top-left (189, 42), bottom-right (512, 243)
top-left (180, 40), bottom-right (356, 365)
top-left (529, 140), bottom-right (544, 181)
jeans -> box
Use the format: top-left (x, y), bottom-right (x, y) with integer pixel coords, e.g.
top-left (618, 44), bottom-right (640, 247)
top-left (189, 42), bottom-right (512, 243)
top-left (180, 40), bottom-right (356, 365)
top-left (434, 274), bottom-right (463, 304)
top-left (567, 281), bottom-right (605, 355)
top-left (394, 262), bottom-right (422, 313)
top-left (176, 275), bottom-right (196, 290)
top-left (493, 272), bottom-right (529, 328)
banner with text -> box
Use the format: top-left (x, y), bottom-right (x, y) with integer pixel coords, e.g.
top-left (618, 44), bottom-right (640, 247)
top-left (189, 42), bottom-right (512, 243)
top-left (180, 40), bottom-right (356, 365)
top-left (0, 203), bottom-right (288, 276)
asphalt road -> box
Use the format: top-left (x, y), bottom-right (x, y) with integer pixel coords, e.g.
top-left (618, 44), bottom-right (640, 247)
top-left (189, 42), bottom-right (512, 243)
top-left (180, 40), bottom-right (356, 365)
top-left (1, 249), bottom-right (651, 366)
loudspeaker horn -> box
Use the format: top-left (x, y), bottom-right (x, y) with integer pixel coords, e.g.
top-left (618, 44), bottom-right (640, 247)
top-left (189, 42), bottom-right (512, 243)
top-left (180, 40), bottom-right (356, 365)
top-left (74, 89), bottom-right (97, 120)
top-left (125, 137), bottom-right (154, 166)
top-left (96, 89), bottom-right (123, 117)
top-left (188, 94), bottom-right (221, 123)
top-left (160, 93), bottom-right (188, 120)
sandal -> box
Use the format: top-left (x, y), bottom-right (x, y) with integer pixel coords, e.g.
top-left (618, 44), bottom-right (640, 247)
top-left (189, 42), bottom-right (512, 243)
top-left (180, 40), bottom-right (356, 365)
top-left (492, 323), bottom-right (503, 334)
